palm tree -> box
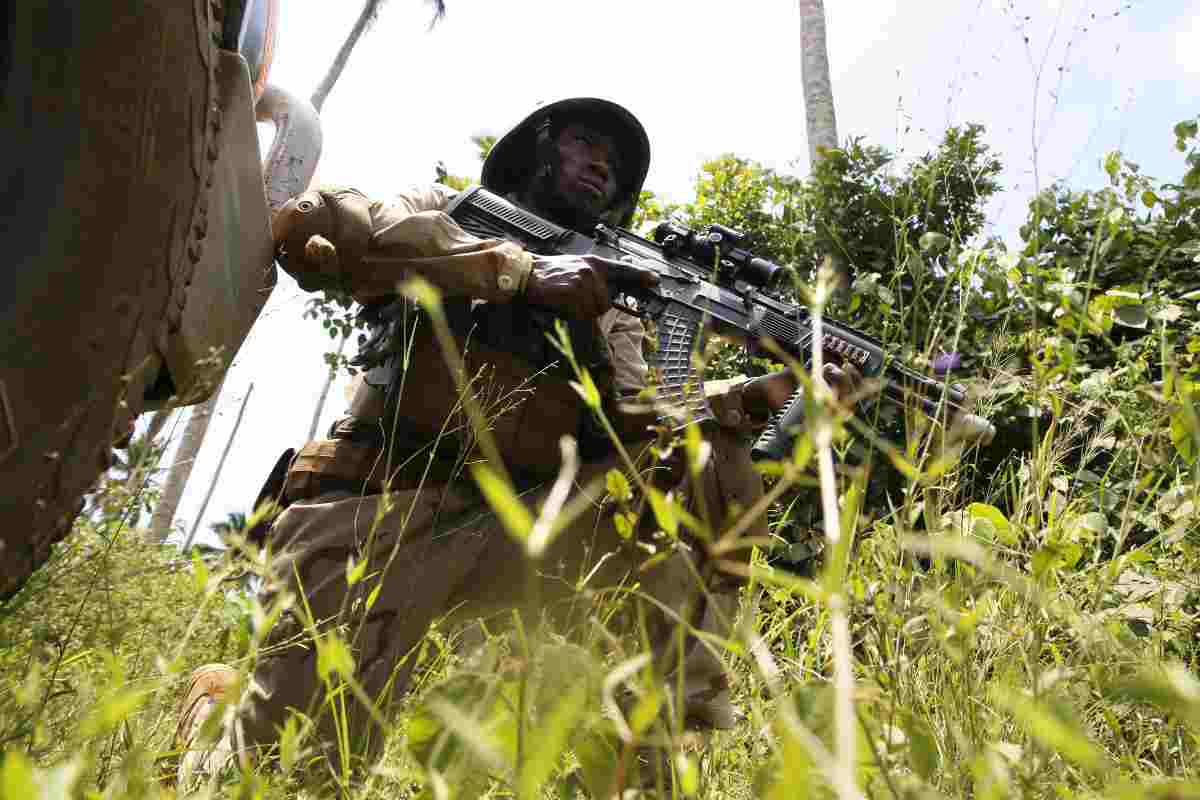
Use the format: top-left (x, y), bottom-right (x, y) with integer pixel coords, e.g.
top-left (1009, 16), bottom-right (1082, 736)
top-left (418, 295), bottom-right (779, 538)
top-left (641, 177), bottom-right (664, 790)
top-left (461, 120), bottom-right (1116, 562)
top-left (798, 0), bottom-right (848, 287)
top-left (799, 0), bottom-right (837, 166)
top-left (181, 383), bottom-right (254, 550)
top-left (148, 385), bottom-right (220, 543)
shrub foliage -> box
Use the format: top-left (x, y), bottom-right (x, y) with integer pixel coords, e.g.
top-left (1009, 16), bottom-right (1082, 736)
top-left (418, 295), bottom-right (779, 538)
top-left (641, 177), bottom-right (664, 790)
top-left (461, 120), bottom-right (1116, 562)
top-left (3, 116), bottom-right (1199, 799)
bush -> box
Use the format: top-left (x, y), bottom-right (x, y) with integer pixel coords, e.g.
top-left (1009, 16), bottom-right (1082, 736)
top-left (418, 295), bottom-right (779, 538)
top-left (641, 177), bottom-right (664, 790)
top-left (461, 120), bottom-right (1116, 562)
top-left (3, 117), bottom-right (1200, 800)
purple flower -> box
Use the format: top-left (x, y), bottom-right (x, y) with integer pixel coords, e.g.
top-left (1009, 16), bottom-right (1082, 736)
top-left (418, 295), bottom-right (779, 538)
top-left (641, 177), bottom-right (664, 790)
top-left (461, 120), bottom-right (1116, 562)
top-left (932, 352), bottom-right (963, 375)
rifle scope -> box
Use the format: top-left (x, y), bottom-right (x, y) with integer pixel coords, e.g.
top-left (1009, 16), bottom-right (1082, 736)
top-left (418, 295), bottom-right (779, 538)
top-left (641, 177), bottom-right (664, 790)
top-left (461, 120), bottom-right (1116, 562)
top-left (651, 221), bottom-right (787, 293)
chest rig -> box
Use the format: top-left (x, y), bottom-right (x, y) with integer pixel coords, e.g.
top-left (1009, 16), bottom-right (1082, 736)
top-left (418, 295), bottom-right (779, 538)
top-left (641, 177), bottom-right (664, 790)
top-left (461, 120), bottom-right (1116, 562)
top-left (351, 294), bottom-right (617, 479)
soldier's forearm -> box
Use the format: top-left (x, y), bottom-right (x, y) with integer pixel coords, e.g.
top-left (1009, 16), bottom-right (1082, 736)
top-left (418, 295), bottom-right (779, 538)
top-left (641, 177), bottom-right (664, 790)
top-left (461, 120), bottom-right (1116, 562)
top-left (358, 241), bottom-right (533, 304)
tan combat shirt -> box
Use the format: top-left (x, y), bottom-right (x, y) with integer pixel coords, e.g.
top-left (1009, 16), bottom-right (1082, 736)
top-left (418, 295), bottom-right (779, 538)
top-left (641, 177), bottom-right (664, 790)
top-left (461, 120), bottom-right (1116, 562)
top-left (318, 183), bottom-right (766, 431)
top-left (357, 183), bottom-right (651, 394)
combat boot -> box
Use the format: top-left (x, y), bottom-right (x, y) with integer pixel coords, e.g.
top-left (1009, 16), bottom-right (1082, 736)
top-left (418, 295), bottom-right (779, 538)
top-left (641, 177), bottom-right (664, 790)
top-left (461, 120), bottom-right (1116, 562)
top-left (174, 663), bottom-right (254, 789)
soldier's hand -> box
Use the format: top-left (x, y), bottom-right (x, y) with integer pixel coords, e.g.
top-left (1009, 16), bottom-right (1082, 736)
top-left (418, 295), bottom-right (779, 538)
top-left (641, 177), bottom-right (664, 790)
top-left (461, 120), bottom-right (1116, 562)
top-left (272, 187), bottom-right (374, 291)
top-left (821, 362), bottom-right (863, 408)
top-left (749, 363), bottom-right (863, 414)
top-left (525, 254), bottom-right (659, 320)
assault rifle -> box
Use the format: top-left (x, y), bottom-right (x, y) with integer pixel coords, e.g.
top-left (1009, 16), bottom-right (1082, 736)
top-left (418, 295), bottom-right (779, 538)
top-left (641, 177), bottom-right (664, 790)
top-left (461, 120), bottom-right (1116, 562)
top-left (445, 187), bottom-right (994, 458)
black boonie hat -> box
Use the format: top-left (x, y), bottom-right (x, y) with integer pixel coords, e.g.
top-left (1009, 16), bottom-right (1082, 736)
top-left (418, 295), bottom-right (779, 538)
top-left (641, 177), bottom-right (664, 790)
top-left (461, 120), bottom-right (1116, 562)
top-left (481, 97), bottom-right (651, 228)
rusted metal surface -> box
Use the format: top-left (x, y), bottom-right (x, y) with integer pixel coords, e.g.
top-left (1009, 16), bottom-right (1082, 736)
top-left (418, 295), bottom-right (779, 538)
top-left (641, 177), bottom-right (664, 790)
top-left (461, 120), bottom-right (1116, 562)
top-left (0, 0), bottom-right (322, 600)
top-left (0, 1), bottom-right (221, 599)
top-left (157, 51), bottom-right (277, 406)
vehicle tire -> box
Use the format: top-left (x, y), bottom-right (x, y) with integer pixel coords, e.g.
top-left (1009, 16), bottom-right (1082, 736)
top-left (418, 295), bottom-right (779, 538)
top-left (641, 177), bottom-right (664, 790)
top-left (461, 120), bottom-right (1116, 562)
top-left (0, 1), bottom-right (225, 599)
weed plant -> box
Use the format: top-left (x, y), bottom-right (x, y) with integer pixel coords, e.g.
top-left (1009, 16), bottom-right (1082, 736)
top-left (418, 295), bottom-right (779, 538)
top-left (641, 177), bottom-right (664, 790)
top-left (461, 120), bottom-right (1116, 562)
top-left (2, 117), bottom-right (1200, 800)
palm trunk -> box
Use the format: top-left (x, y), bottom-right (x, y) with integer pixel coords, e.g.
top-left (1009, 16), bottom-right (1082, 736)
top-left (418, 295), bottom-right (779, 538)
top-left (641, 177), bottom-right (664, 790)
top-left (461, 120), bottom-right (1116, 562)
top-left (182, 384), bottom-right (254, 551)
top-left (124, 408), bottom-right (172, 494)
top-left (799, 0), bottom-right (838, 165)
top-left (309, 0), bottom-right (386, 112)
top-left (307, 332), bottom-right (349, 440)
top-left (147, 382), bottom-right (222, 544)
top-left (143, 408), bottom-right (171, 444)
top-left (798, 0), bottom-right (849, 287)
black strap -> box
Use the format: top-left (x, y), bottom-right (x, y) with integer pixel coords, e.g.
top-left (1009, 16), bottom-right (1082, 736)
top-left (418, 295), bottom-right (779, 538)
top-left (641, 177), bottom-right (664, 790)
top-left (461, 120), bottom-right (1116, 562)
top-left (246, 447), bottom-right (296, 545)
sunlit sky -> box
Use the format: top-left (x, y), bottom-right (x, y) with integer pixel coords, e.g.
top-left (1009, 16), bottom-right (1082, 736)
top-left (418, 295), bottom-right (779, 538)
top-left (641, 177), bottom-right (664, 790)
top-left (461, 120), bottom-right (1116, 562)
top-left (161, 0), bottom-right (1199, 546)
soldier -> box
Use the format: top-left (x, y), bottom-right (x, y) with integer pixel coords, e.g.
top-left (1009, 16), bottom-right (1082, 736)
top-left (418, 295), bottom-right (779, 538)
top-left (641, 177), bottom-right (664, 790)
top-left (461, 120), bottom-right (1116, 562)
top-left (176, 97), bottom-right (856, 786)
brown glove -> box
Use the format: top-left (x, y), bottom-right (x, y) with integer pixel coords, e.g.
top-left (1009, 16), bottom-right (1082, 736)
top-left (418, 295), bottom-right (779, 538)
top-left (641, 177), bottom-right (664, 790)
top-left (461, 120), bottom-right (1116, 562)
top-left (525, 253), bottom-right (659, 320)
top-left (738, 363), bottom-right (863, 420)
top-left (272, 186), bottom-right (374, 292)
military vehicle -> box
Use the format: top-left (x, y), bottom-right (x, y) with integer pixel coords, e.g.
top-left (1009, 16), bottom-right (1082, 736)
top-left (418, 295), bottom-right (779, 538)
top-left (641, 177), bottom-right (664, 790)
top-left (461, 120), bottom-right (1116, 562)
top-left (0, 0), bottom-right (321, 598)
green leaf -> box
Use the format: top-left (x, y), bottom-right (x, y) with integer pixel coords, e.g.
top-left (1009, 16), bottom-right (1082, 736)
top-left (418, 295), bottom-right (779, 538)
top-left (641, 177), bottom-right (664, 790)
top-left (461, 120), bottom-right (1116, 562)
top-left (365, 582), bottom-right (382, 611)
top-left (1175, 119), bottom-right (1199, 147)
top-left (1, 751), bottom-right (35, 800)
top-left (791, 429), bottom-right (813, 468)
top-left (628, 685), bottom-right (664, 737)
top-left (80, 686), bottom-right (144, 738)
top-left (470, 462), bottom-right (533, 543)
top-left (1107, 663), bottom-right (1200, 730)
top-left (684, 419), bottom-right (709, 476)
top-left (1031, 541), bottom-right (1081, 576)
top-left (747, 565), bottom-right (827, 604)
top-left (885, 447), bottom-right (921, 480)
top-left (919, 231), bottom-right (950, 254)
top-left (570, 371), bottom-right (601, 410)
top-left (317, 635), bottom-right (355, 682)
top-left (278, 715), bottom-right (311, 774)
top-left (967, 502), bottom-right (1015, 545)
top-left (990, 685), bottom-right (1106, 772)
top-left (427, 696), bottom-right (508, 773)
top-left (517, 682), bottom-right (588, 798)
top-left (400, 277), bottom-right (444, 315)
top-left (1104, 151), bottom-right (1122, 182)
top-left (346, 554), bottom-right (367, 586)
top-left (646, 488), bottom-right (679, 538)
top-left (675, 753), bottom-right (700, 796)
top-left (613, 511), bottom-right (636, 541)
top-left (1171, 409), bottom-right (1199, 465)
top-left (605, 469), bottom-right (632, 503)
top-left (191, 548), bottom-right (209, 593)
top-left (548, 318), bottom-right (578, 367)
top-left (1070, 511), bottom-right (1108, 539)
top-left (902, 712), bottom-right (940, 780)
top-left (574, 732), bottom-right (620, 800)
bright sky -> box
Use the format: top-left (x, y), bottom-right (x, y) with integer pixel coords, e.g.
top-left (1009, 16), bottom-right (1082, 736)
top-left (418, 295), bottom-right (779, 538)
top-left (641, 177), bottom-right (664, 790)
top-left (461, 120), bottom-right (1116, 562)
top-left (161, 0), bottom-right (1199, 546)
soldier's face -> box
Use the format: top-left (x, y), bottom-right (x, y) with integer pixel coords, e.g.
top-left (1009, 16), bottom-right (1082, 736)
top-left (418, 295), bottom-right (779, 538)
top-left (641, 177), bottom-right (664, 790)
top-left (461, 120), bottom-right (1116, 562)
top-left (553, 123), bottom-right (621, 216)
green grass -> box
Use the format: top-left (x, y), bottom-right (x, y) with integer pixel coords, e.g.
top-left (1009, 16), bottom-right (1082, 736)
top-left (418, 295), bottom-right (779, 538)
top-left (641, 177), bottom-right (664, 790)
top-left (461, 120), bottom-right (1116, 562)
top-left (4, 121), bottom-right (1200, 799)
top-left (2, 318), bottom-right (1197, 800)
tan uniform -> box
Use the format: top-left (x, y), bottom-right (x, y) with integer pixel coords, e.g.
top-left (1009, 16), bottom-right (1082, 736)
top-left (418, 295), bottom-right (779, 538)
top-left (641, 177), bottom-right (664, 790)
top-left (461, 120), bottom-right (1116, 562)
top-left (176, 184), bottom-right (772, 781)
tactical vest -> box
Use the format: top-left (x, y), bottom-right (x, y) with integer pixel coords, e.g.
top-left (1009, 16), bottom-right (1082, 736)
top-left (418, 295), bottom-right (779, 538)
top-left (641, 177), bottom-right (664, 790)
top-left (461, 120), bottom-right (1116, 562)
top-left (352, 295), bottom-right (617, 480)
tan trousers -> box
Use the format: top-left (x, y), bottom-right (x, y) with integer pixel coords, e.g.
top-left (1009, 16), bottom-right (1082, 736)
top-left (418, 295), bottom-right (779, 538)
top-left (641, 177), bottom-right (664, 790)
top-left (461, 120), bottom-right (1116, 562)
top-left (202, 427), bottom-right (765, 771)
